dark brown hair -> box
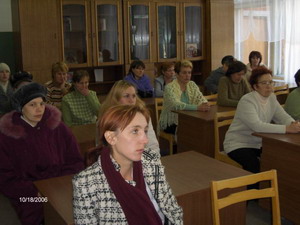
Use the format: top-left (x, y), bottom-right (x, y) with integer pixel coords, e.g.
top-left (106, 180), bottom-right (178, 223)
top-left (249, 51), bottom-right (262, 65)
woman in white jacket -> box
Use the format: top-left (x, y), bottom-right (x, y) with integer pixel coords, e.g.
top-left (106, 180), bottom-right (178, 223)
top-left (224, 66), bottom-right (300, 178)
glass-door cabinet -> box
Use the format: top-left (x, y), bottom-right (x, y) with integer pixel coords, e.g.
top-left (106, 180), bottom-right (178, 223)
top-left (156, 3), bottom-right (180, 62)
top-left (183, 3), bottom-right (204, 60)
top-left (93, 0), bottom-right (123, 65)
top-left (60, 0), bottom-right (123, 67)
top-left (125, 1), bottom-right (153, 63)
top-left (61, 1), bottom-right (91, 67)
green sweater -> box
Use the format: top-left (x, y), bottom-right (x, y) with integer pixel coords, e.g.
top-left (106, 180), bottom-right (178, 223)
top-left (284, 87), bottom-right (300, 120)
top-left (62, 90), bottom-right (100, 126)
top-left (217, 76), bottom-right (250, 107)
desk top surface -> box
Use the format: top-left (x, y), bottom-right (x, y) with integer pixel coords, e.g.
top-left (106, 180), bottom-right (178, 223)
top-left (34, 151), bottom-right (249, 223)
top-left (253, 132), bottom-right (300, 146)
top-left (174, 105), bottom-right (235, 121)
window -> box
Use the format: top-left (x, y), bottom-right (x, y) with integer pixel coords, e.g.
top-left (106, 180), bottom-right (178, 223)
top-left (234, 0), bottom-right (300, 83)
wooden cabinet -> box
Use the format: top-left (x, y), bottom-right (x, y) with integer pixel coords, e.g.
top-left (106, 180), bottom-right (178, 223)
top-left (60, 0), bottom-right (124, 67)
top-left (123, 0), bottom-right (204, 64)
top-left (123, 0), bottom-right (205, 82)
top-left (11, 0), bottom-right (61, 84)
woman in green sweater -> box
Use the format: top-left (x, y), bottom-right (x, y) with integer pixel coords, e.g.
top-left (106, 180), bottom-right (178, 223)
top-left (217, 60), bottom-right (250, 107)
top-left (284, 69), bottom-right (300, 120)
top-left (62, 70), bottom-right (100, 126)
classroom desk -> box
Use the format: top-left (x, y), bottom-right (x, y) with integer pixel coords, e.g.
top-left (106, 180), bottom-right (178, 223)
top-left (34, 151), bottom-right (249, 225)
top-left (253, 132), bottom-right (300, 225)
top-left (175, 105), bottom-right (235, 157)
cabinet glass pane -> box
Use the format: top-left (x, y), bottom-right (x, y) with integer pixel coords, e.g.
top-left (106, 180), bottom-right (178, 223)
top-left (97, 5), bottom-right (119, 63)
top-left (129, 5), bottom-right (149, 60)
top-left (185, 6), bottom-right (202, 58)
top-left (63, 4), bottom-right (87, 64)
top-left (158, 6), bottom-right (176, 59)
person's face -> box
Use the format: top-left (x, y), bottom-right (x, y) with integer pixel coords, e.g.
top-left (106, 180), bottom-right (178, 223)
top-left (177, 66), bottom-right (192, 85)
top-left (75, 76), bottom-right (89, 91)
top-left (230, 70), bottom-right (245, 83)
top-left (251, 56), bottom-right (260, 67)
top-left (162, 66), bottom-right (175, 79)
top-left (109, 112), bottom-right (149, 165)
top-left (22, 97), bottom-right (45, 126)
top-left (253, 74), bottom-right (274, 97)
top-left (54, 71), bottom-right (68, 84)
top-left (0, 70), bottom-right (10, 83)
top-left (119, 86), bottom-right (137, 105)
top-left (132, 66), bottom-right (145, 79)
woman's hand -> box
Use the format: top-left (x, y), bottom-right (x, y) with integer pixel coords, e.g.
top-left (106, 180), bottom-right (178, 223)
top-left (197, 102), bottom-right (211, 112)
top-left (286, 121), bottom-right (300, 133)
top-left (79, 88), bottom-right (90, 96)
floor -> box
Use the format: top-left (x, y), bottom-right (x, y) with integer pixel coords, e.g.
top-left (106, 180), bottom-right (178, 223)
top-left (1, 193), bottom-right (295, 225)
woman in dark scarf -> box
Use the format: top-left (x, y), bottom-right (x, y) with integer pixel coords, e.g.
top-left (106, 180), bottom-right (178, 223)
top-left (73, 104), bottom-right (183, 225)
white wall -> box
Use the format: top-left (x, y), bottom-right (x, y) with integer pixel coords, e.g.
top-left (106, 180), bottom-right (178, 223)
top-left (0, 0), bottom-right (12, 32)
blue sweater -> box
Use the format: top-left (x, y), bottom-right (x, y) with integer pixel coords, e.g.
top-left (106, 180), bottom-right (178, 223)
top-left (124, 73), bottom-right (153, 97)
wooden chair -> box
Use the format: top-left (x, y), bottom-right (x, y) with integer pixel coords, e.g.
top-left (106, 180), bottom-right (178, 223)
top-left (274, 84), bottom-right (289, 105)
top-left (211, 169), bottom-right (281, 225)
top-left (214, 110), bottom-right (241, 168)
top-left (204, 93), bottom-right (218, 105)
top-left (155, 98), bottom-right (174, 155)
top-left (70, 123), bottom-right (97, 157)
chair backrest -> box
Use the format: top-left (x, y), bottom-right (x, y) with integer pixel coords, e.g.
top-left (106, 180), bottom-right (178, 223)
top-left (70, 123), bottom-right (96, 157)
top-left (211, 169), bottom-right (281, 225)
top-left (214, 110), bottom-right (241, 168)
top-left (155, 98), bottom-right (164, 129)
top-left (274, 84), bottom-right (289, 105)
top-left (273, 84), bottom-right (289, 95)
top-left (205, 94), bottom-right (218, 105)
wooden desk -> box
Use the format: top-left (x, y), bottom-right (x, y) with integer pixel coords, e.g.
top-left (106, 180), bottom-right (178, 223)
top-left (253, 132), bottom-right (300, 225)
top-left (34, 151), bottom-right (249, 225)
top-left (70, 123), bottom-right (96, 157)
top-left (175, 105), bottom-right (235, 157)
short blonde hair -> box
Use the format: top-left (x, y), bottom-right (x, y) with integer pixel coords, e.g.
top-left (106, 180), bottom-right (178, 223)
top-left (174, 60), bottom-right (193, 74)
top-left (51, 62), bottom-right (68, 79)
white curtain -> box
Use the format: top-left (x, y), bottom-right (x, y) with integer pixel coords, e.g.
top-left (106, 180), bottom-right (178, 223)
top-left (234, 0), bottom-right (300, 83)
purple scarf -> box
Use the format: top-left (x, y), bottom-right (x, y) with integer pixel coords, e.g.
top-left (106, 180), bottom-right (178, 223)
top-left (101, 147), bottom-right (163, 225)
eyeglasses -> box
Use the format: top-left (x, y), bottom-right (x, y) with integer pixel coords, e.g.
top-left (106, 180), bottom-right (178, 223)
top-left (258, 81), bottom-right (275, 86)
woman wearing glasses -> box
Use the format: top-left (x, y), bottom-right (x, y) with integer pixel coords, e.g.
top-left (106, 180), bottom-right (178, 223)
top-left (223, 66), bottom-right (300, 185)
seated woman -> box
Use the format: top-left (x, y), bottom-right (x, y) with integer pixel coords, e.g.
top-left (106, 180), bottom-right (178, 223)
top-left (154, 62), bottom-right (175, 97)
top-left (159, 60), bottom-right (210, 135)
top-left (217, 61), bottom-right (251, 107)
top-left (0, 82), bottom-right (84, 225)
top-left (62, 70), bottom-right (101, 126)
top-left (245, 51), bottom-right (267, 81)
top-left (73, 104), bottom-right (183, 225)
top-left (285, 69), bottom-right (300, 120)
top-left (224, 67), bottom-right (300, 179)
top-left (98, 80), bottom-right (159, 153)
top-left (45, 62), bottom-right (71, 109)
top-left (0, 62), bottom-right (14, 116)
top-left (124, 60), bottom-right (153, 98)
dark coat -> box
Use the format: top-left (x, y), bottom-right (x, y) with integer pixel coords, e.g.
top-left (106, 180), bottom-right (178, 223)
top-left (0, 105), bottom-right (84, 225)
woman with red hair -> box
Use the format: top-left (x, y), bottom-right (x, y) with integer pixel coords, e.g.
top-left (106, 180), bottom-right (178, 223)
top-left (73, 104), bottom-right (183, 225)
